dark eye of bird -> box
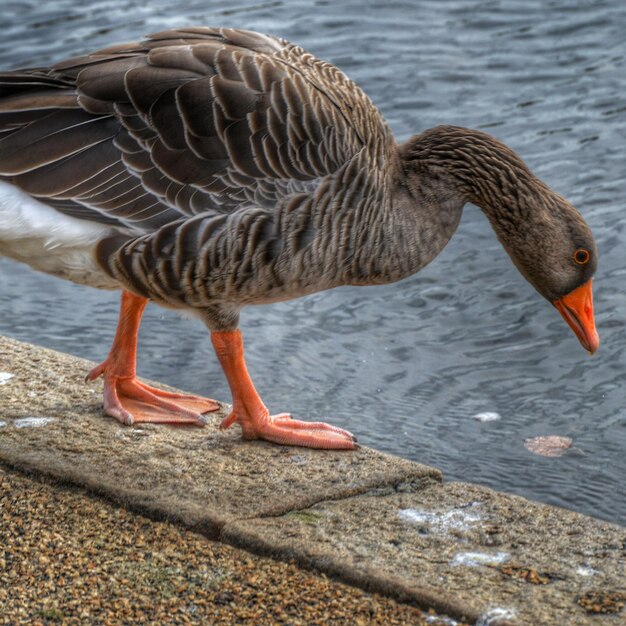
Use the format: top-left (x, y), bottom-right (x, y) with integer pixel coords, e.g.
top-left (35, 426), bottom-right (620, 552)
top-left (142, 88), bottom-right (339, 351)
top-left (574, 248), bottom-right (590, 265)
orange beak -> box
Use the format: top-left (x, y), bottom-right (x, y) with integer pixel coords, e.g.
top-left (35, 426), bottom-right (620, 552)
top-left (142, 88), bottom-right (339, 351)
top-left (553, 279), bottom-right (599, 354)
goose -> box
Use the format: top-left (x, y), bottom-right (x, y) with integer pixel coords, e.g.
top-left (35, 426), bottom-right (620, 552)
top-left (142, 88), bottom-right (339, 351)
top-left (0, 27), bottom-right (599, 450)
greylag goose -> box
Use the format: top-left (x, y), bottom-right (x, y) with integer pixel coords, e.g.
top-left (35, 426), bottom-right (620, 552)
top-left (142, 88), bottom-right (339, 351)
top-left (0, 27), bottom-right (599, 449)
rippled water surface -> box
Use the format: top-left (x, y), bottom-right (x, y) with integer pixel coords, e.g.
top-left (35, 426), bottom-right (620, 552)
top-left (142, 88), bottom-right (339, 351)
top-left (1, 1), bottom-right (624, 524)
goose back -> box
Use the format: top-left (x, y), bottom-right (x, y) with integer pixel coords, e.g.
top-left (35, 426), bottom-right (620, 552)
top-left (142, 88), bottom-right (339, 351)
top-left (0, 27), bottom-right (395, 234)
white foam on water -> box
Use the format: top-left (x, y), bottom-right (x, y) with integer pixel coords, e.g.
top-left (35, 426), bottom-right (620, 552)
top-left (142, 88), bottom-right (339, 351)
top-left (472, 411), bottom-right (501, 422)
top-left (0, 372), bottom-right (14, 385)
top-left (14, 417), bottom-right (55, 428)
top-left (451, 551), bottom-right (510, 567)
top-left (398, 503), bottom-right (482, 533)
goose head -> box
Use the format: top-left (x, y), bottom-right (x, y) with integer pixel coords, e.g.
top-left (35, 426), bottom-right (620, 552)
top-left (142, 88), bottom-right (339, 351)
top-left (402, 125), bottom-right (599, 353)
top-left (500, 191), bottom-right (599, 354)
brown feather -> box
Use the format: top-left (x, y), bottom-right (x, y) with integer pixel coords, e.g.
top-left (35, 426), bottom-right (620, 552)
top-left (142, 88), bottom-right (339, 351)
top-left (0, 110), bottom-right (117, 175)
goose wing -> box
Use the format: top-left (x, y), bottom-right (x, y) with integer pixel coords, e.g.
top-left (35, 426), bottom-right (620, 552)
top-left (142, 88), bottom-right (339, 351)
top-left (0, 27), bottom-right (388, 232)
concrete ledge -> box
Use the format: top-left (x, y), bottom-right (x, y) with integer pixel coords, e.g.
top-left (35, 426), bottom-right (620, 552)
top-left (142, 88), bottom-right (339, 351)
top-left (0, 335), bottom-right (624, 625)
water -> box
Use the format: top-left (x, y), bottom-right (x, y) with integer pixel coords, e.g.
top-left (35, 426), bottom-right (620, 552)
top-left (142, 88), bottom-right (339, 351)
top-left (1, 0), bottom-right (624, 525)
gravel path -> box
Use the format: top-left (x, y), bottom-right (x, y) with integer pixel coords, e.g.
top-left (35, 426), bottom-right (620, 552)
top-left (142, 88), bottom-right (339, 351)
top-left (0, 467), bottom-right (455, 625)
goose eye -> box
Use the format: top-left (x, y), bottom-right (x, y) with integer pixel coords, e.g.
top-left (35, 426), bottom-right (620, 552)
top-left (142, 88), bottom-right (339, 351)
top-left (574, 248), bottom-right (590, 265)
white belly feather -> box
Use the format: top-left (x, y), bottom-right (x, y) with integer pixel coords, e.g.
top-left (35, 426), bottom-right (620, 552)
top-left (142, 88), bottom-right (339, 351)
top-left (0, 181), bottom-right (124, 289)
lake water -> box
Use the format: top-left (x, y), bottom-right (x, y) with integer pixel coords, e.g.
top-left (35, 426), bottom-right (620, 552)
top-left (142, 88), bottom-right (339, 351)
top-left (1, 0), bottom-right (624, 525)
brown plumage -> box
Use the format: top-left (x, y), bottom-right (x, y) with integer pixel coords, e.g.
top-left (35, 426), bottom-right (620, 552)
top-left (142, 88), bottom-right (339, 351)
top-left (0, 27), bottom-right (599, 448)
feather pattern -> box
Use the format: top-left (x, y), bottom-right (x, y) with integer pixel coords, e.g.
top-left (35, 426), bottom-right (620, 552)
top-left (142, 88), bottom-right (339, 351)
top-left (0, 27), bottom-right (391, 232)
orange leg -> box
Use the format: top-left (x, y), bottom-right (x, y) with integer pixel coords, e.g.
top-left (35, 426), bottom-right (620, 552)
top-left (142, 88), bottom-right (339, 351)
top-left (211, 330), bottom-right (357, 449)
top-left (87, 291), bottom-right (219, 425)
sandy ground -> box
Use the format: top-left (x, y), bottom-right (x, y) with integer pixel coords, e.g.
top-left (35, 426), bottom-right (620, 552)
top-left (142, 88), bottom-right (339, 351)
top-left (2, 336), bottom-right (623, 625)
top-left (0, 466), bottom-right (455, 626)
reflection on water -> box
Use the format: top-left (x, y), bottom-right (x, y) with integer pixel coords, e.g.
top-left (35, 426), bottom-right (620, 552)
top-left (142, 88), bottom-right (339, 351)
top-left (1, 0), bottom-right (625, 525)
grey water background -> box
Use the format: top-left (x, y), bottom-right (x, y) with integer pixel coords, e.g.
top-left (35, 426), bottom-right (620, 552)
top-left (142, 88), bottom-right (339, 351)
top-left (0, 0), bottom-right (624, 525)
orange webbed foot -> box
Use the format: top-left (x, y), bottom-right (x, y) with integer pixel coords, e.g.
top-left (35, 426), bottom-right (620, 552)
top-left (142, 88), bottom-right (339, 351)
top-left (220, 409), bottom-right (358, 449)
top-left (212, 329), bottom-right (358, 450)
top-left (88, 291), bottom-right (220, 426)
top-left (87, 363), bottom-right (219, 426)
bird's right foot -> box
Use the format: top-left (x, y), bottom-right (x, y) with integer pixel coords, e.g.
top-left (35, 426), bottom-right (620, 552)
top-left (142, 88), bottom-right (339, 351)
top-left (86, 364), bottom-right (219, 426)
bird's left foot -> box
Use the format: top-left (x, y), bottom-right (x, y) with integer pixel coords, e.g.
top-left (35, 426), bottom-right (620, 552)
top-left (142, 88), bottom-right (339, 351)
top-left (219, 410), bottom-right (358, 449)
top-left (211, 329), bottom-right (357, 449)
